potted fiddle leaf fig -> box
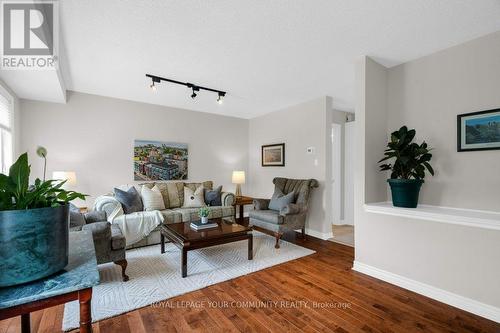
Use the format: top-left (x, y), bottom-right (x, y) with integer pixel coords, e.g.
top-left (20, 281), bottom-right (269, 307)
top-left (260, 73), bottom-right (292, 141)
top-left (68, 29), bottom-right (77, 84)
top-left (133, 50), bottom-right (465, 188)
top-left (0, 150), bottom-right (86, 287)
top-left (379, 126), bottom-right (434, 208)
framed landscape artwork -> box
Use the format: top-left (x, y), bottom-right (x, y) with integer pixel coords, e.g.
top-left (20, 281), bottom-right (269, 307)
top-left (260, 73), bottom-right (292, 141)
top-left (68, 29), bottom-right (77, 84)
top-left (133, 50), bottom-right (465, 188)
top-left (134, 140), bottom-right (188, 180)
top-left (262, 143), bottom-right (285, 166)
top-left (457, 109), bottom-right (500, 152)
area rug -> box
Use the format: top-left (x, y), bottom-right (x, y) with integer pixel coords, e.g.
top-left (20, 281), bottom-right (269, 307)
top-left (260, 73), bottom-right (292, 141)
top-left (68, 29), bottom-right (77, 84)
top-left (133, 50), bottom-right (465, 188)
top-left (62, 231), bottom-right (315, 331)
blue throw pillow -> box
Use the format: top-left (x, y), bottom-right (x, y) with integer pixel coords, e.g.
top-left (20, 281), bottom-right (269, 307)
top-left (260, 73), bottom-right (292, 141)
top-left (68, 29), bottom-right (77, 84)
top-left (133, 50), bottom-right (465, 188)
top-left (114, 187), bottom-right (143, 214)
top-left (268, 189), bottom-right (295, 211)
top-left (204, 185), bottom-right (222, 206)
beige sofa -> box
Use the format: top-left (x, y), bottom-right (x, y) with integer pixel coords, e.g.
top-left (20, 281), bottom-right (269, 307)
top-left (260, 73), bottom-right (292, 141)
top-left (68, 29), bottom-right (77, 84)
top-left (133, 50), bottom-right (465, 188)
top-left (97, 181), bottom-right (235, 249)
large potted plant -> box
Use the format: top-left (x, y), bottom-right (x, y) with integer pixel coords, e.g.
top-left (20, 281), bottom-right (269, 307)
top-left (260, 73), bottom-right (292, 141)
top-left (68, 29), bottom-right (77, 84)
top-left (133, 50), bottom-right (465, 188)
top-left (0, 150), bottom-right (86, 287)
top-left (379, 126), bottom-right (434, 208)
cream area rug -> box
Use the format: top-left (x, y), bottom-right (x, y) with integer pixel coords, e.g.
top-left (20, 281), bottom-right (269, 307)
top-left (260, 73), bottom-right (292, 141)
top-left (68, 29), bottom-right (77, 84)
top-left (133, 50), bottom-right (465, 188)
top-left (62, 231), bottom-right (315, 331)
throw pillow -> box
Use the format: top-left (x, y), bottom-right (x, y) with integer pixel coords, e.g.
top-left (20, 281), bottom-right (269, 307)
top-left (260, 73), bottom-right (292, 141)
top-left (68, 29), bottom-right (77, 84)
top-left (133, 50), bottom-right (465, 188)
top-left (204, 185), bottom-right (222, 206)
top-left (114, 186), bottom-right (143, 214)
top-left (141, 185), bottom-right (166, 211)
top-left (268, 189), bottom-right (295, 211)
top-left (182, 186), bottom-right (205, 208)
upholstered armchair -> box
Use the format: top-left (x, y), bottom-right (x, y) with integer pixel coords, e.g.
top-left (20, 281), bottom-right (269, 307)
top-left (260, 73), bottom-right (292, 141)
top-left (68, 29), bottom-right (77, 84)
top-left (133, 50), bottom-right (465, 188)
top-left (249, 177), bottom-right (319, 248)
top-left (70, 209), bottom-right (129, 281)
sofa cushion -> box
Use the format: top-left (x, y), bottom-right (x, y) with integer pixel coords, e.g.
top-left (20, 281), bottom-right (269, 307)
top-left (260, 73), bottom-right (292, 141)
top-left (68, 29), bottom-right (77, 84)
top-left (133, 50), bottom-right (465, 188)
top-left (185, 181), bottom-right (213, 192)
top-left (141, 185), bottom-right (166, 211)
top-left (160, 209), bottom-right (183, 224)
top-left (269, 189), bottom-right (295, 211)
top-left (164, 182), bottom-right (185, 208)
top-left (205, 185), bottom-right (222, 206)
top-left (114, 186), bottom-right (143, 214)
top-left (182, 186), bottom-right (205, 208)
top-left (173, 208), bottom-right (199, 221)
top-left (248, 210), bottom-right (284, 225)
top-left (111, 224), bottom-right (126, 250)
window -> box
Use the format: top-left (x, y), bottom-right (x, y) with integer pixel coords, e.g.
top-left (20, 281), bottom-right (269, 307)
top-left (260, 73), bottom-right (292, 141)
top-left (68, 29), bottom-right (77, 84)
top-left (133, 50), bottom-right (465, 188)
top-left (0, 87), bottom-right (13, 174)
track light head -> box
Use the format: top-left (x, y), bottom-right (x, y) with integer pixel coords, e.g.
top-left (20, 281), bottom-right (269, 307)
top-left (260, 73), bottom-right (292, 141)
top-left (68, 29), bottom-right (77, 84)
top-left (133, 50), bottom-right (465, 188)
top-left (217, 92), bottom-right (225, 104)
top-left (149, 77), bottom-right (160, 92)
top-left (191, 86), bottom-right (198, 99)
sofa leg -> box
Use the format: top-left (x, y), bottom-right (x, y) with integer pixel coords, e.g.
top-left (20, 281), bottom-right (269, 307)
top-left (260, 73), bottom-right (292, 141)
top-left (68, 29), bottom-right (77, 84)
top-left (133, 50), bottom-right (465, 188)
top-left (274, 233), bottom-right (283, 249)
top-left (114, 259), bottom-right (129, 282)
top-left (301, 227), bottom-right (306, 240)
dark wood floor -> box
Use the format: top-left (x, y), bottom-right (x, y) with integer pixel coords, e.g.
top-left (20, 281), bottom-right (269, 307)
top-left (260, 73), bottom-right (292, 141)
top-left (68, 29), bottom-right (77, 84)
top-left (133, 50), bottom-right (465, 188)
top-left (1, 220), bottom-right (499, 333)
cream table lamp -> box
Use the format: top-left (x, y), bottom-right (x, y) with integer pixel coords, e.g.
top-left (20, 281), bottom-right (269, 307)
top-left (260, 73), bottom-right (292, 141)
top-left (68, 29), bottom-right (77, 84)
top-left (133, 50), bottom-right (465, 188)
top-left (232, 171), bottom-right (245, 197)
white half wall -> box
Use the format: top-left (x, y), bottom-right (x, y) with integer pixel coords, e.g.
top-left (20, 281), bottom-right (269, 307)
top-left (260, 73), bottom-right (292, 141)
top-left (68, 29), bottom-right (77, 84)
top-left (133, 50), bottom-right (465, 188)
top-left (248, 97), bottom-right (333, 239)
top-left (20, 91), bottom-right (249, 206)
top-left (355, 51), bottom-right (500, 322)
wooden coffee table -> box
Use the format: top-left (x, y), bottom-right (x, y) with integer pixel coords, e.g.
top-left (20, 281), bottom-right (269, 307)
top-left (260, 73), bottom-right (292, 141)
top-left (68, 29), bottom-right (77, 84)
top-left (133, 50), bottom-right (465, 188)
top-left (160, 218), bottom-right (253, 278)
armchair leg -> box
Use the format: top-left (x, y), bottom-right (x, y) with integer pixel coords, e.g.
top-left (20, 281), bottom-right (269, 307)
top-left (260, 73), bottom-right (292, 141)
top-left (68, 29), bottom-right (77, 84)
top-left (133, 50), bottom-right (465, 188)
top-left (274, 233), bottom-right (283, 249)
top-left (114, 259), bottom-right (129, 282)
top-left (301, 227), bottom-right (306, 240)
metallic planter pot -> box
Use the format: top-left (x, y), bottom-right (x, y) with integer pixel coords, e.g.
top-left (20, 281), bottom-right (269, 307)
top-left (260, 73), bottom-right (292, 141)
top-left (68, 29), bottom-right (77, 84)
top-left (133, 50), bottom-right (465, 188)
top-left (0, 205), bottom-right (69, 287)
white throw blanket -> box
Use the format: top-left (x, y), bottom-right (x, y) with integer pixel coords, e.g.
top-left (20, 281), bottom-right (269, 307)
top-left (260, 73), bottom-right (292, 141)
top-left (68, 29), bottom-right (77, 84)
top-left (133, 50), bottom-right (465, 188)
top-left (93, 195), bottom-right (164, 246)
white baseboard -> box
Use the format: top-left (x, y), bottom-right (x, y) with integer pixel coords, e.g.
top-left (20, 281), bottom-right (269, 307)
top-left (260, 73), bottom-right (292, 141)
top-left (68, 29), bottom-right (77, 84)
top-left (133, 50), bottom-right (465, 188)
top-left (352, 261), bottom-right (500, 323)
top-left (305, 228), bottom-right (333, 240)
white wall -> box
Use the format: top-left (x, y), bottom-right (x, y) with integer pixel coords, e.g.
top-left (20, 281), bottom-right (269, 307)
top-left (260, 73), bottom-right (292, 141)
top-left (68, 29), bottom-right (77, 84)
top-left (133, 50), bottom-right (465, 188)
top-left (20, 91), bottom-right (248, 206)
top-left (354, 40), bottom-right (500, 321)
top-left (248, 97), bottom-right (333, 239)
top-left (387, 31), bottom-right (500, 210)
top-left (343, 121), bottom-right (355, 225)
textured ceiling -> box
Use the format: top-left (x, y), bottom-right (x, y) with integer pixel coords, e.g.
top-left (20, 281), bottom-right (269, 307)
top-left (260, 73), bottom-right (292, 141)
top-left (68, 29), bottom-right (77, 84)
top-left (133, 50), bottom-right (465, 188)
top-left (4, 0), bottom-right (500, 118)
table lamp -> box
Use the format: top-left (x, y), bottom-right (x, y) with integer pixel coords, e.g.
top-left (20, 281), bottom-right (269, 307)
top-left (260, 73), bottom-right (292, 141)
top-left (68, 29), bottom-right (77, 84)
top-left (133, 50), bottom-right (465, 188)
top-left (232, 171), bottom-right (245, 197)
top-left (52, 171), bottom-right (77, 190)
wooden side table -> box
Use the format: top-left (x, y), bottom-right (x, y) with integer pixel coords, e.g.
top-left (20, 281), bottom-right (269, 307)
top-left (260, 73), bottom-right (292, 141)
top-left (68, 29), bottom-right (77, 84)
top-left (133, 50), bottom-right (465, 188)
top-left (234, 196), bottom-right (254, 223)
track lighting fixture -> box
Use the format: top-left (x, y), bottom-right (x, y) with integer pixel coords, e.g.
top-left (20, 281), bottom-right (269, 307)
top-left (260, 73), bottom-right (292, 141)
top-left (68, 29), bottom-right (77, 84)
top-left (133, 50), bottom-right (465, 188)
top-left (217, 92), bottom-right (225, 104)
top-left (191, 86), bottom-right (199, 99)
top-left (146, 74), bottom-right (226, 104)
top-left (149, 76), bottom-right (160, 91)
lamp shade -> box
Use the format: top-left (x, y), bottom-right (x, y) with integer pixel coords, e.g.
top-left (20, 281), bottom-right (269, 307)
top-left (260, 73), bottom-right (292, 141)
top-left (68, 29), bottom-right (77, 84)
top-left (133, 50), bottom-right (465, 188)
top-left (52, 171), bottom-right (77, 188)
top-left (232, 171), bottom-right (245, 184)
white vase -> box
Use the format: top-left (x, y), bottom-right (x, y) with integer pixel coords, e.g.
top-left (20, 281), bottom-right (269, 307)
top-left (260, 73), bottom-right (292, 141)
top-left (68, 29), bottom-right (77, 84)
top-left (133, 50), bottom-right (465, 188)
top-left (201, 216), bottom-right (209, 224)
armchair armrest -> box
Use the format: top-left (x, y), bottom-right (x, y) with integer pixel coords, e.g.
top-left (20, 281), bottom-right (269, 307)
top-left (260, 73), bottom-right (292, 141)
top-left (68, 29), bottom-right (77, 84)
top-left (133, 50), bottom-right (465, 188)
top-left (253, 198), bottom-right (270, 210)
top-left (83, 211), bottom-right (107, 224)
top-left (279, 203), bottom-right (306, 216)
top-left (82, 221), bottom-right (111, 240)
top-left (221, 192), bottom-right (235, 206)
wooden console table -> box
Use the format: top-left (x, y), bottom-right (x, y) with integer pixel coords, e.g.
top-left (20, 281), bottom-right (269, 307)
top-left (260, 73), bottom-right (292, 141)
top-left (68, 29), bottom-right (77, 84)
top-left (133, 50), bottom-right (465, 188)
top-left (0, 231), bottom-right (100, 333)
top-left (234, 196), bottom-right (254, 223)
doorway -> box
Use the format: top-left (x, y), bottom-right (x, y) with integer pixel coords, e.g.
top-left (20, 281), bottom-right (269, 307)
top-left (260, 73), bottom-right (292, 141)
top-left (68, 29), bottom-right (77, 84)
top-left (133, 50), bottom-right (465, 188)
top-left (330, 118), bottom-right (355, 247)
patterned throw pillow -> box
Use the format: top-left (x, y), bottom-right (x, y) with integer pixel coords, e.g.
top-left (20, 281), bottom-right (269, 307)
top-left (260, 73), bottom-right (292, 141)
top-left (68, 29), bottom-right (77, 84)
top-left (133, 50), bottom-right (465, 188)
top-left (268, 188), bottom-right (295, 211)
top-left (204, 185), bottom-right (222, 206)
top-left (114, 186), bottom-right (143, 214)
top-left (182, 186), bottom-right (205, 208)
top-left (141, 185), bottom-right (166, 211)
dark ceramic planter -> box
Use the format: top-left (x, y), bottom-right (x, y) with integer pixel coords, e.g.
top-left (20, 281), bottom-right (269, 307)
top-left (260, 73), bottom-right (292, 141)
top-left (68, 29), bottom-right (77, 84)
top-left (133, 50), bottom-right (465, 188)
top-left (0, 205), bottom-right (69, 287)
top-left (387, 179), bottom-right (424, 208)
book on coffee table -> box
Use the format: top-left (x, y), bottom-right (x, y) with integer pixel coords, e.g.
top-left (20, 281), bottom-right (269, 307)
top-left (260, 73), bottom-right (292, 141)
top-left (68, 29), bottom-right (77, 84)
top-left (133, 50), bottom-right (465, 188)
top-left (190, 220), bottom-right (218, 230)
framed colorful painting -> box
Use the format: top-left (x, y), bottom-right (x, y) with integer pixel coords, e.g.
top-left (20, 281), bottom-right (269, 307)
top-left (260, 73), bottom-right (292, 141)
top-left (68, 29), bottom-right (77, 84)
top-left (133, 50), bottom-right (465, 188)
top-left (134, 140), bottom-right (188, 180)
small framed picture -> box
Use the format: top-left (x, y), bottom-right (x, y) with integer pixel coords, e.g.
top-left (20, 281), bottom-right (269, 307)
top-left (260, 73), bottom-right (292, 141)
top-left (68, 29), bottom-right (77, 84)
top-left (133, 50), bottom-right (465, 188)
top-left (261, 143), bottom-right (285, 167)
top-left (457, 108), bottom-right (500, 152)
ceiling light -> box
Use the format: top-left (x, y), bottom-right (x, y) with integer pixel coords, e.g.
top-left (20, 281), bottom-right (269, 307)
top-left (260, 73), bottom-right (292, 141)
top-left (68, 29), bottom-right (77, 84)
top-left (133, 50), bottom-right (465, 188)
top-left (149, 77), bottom-right (160, 91)
top-left (217, 92), bottom-right (225, 104)
top-left (145, 74), bottom-right (226, 103)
